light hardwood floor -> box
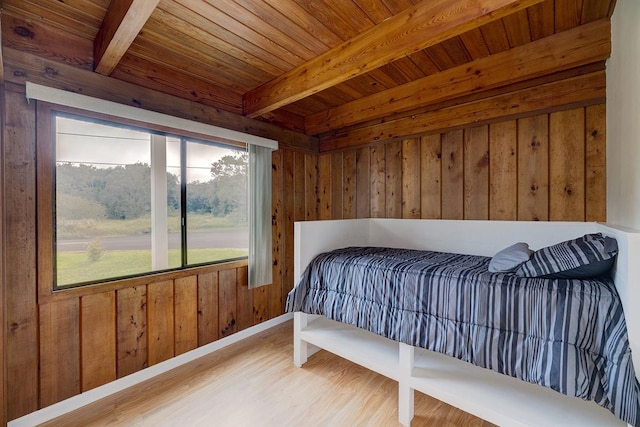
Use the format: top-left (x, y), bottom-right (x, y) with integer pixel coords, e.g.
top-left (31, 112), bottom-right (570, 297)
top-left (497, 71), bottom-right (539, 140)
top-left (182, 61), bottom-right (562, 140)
top-left (41, 320), bottom-right (494, 426)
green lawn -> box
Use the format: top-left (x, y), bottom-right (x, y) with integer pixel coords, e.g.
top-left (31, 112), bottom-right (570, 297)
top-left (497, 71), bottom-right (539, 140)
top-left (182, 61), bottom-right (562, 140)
top-left (57, 213), bottom-right (245, 239)
top-left (57, 248), bottom-right (248, 286)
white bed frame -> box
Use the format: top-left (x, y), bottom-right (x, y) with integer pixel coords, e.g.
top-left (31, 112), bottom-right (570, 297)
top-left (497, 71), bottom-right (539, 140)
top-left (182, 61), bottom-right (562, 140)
top-left (292, 219), bottom-right (640, 427)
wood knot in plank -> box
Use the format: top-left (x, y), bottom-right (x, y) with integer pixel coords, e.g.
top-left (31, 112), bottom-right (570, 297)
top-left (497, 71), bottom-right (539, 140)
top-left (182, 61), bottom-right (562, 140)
top-left (221, 318), bottom-right (236, 335)
top-left (591, 130), bottom-right (598, 137)
top-left (476, 152), bottom-right (489, 168)
top-left (564, 186), bottom-right (573, 196)
top-left (45, 67), bottom-right (58, 77)
top-left (14, 26), bottom-right (35, 38)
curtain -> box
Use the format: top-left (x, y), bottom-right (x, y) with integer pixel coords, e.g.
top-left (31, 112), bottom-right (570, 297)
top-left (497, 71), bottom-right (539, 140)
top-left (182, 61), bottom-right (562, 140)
top-left (248, 144), bottom-right (273, 288)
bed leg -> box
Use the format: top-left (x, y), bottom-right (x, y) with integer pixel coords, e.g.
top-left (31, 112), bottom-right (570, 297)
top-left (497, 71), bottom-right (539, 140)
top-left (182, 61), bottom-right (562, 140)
top-left (399, 342), bottom-right (415, 426)
top-left (293, 312), bottom-right (308, 367)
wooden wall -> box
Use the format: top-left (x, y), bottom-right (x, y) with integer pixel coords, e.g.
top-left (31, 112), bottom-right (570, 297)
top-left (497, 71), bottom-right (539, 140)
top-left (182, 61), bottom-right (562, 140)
top-left (271, 150), bottom-right (318, 317)
top-left (36, 264), bottom-right (259, 408)
top-left (318, 105), bottom-right (606, 223)
top-left (2, 84), bottom-right (607, 423)
top-left (0, 84), bottom-right (6, 427)
top-left (2, 82), bottom-right (317, 421)
top-left (1, 32), bottom-right (607, 425)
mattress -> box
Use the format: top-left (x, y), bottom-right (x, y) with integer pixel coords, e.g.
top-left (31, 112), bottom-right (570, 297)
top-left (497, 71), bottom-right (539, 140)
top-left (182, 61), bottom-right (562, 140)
top-left (286, 246), bottom-right (640, 426)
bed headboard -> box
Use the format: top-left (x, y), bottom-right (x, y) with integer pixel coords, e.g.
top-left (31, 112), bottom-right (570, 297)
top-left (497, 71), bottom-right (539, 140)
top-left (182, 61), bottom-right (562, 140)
top-left (294, 219), bottom-right (640, 377)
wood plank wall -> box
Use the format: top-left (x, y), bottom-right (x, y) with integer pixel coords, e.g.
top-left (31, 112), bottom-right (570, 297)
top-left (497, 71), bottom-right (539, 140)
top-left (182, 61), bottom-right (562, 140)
top-left (2, 63), bottom-right (605, 425)
top-left (36, 265), bottom-right (266, 409)
top-left (4, 84), bottom-right (39, 420)
top-left (0, 84), bottom-right (7, 427)
top-left (3, 88), bottom-right (606, 423)
top-left (318, 105), bottom-right (606, 222)
top-left (2, 82), bottom-right (316, 421)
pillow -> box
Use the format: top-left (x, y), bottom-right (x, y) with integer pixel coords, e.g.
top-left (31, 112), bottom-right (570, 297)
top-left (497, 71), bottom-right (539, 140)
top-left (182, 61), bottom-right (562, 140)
top-left (515, 233), bottom-right (618, 279)
top-left (488, 242), bottom-right (533, 272)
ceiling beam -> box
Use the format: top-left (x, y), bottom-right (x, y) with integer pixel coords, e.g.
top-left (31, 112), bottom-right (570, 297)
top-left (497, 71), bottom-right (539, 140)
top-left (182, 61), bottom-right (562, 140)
top-left (94, 0), bottom-right (160, 75)
top-left (305, 18), bottom-right (611, 135)
top-left (319, 71), bottom-right (606, 151)
top-left (243, 0), bottom-right (544, 118)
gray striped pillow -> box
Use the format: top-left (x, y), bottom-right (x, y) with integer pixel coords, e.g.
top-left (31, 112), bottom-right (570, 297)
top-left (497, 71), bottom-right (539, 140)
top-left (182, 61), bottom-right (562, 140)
top-left (515, 233), bottom-right (618, 279)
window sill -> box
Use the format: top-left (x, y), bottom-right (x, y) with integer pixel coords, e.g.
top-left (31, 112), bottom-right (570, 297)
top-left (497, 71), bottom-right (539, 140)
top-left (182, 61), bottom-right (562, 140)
top-left (38, 258), bottom-right (249, 304)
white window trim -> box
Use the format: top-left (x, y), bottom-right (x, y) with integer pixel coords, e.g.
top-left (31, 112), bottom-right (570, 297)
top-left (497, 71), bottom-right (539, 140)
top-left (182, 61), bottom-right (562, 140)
top-left (150, 134), bottom-right (169, 271)
top-left (25, 82), bottom-right (278, 150)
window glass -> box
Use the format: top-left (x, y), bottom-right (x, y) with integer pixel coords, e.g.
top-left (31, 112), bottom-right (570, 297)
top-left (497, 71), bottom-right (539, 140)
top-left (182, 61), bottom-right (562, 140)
top-left (186, 141), bottom-right (248, 265)
top-left (54, 114), bottom-right (247, 288)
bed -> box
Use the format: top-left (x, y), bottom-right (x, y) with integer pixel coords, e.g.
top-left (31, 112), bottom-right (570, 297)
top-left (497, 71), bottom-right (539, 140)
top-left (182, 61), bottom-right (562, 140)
top-left (286, 219), bottom-right (640, 427)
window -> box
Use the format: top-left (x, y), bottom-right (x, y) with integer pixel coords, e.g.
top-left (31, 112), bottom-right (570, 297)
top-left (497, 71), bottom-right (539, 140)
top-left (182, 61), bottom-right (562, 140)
top-left (30, 82), bottom-right (275, 293)
top-left (54, 114), bottom-right (249, 288)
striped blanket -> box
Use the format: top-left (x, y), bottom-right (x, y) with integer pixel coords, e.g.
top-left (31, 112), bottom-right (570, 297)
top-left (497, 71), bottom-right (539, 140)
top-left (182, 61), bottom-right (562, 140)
top-left (286, 246), bottom-right (640, 426)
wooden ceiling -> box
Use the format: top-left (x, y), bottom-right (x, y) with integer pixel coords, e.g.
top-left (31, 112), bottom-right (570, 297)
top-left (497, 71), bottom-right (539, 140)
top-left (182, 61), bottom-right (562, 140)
top-left (1, 0), bottom-right (616, 148)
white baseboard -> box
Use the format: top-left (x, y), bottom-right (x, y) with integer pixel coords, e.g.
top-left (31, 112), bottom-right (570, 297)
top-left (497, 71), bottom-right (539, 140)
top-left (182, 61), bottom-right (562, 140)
top-left (8, 313), bottom-right (294, 427)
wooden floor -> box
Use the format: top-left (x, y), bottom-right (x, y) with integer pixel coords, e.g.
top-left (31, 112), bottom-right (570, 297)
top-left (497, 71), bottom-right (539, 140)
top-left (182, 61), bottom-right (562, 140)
top-left (41, 320), bottom-right (494, 427)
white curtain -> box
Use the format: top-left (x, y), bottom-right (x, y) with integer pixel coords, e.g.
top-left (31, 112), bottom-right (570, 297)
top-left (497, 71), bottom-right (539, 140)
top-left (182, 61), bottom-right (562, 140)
top-left (248, 144), bottom-right (273, 288)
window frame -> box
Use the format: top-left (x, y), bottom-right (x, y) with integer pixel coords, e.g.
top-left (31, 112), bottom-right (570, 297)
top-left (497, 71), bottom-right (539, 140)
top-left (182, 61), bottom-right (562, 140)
top-left (37, 102), bottom-right (251, 295)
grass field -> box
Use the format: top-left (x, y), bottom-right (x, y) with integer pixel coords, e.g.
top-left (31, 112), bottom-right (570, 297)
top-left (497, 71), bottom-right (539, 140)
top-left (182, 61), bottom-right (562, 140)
top-left (57, 213), bottom-right (245, 239)
top-left (57, 248), bottom-right (248, 286)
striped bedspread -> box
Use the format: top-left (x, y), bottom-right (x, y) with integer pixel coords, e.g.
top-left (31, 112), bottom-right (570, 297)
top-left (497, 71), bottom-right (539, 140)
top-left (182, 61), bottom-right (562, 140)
top-left (285, 246), bottom-right (640, 426)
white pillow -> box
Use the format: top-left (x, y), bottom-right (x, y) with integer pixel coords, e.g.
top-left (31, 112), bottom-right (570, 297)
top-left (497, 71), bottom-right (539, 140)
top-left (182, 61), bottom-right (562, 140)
top-left (488, 242), bottom-right (533, 273)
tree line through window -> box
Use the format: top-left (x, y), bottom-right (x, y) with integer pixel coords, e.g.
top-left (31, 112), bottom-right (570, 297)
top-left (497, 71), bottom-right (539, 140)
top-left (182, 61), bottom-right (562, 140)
top-left (55, 114), bottom-right (249, 288)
